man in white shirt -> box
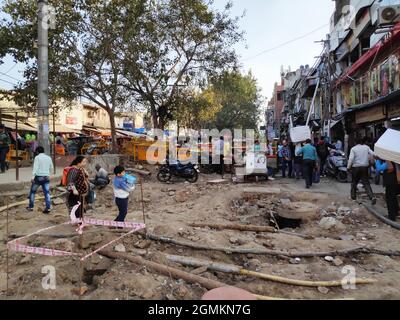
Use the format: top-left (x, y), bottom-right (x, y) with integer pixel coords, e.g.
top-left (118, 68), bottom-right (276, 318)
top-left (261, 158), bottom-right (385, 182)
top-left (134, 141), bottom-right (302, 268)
top-left (91, 164), bottom-right (110, 189)
top-left (347, 137), bottom-right (376, 205)
top-left (27, 146), bottom-right (54, 214)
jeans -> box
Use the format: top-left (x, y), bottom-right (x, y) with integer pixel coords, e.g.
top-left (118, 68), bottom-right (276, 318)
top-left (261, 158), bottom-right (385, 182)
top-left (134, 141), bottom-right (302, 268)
top-left (115, 197), bottom-right (129, 222)
top-left (29, 176), bottom-right (51, 210)
top-left (351, 167), bottom-right (375, 200)
top-left (386, 184), bottom-right (400, 221)
top-left (303, 160), bottom-right (315, 188)
top-left (320, 157), bottom-right (327, 175)
top-left (282, 159), bottom-right (292, 178)
top-left (0, 146), bottom-right (9, 172)
top-left (91, 177), bottom-right (110, 187)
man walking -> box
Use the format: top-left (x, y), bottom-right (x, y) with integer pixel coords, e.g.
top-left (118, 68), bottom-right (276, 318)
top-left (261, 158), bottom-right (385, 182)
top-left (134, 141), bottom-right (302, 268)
top-left (27, 146), bottom-right (54, 214)
top-left (298, 139), bottom-right (318, 189)
top-left (281, 140), bottom-right (292, 178)
top-left (347, 137), bottom-right (376, 205)
top-left (0, 124), bottom-right (11, 174)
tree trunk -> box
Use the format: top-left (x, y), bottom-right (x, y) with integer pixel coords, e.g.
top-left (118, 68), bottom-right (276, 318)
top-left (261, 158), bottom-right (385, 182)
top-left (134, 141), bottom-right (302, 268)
top-left (108, 109), bottom-right (118, 154)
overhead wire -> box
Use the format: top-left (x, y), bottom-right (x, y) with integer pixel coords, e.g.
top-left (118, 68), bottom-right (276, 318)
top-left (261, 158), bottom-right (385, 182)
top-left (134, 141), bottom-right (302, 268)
top-left (241, 23), bottom-right (329, 62)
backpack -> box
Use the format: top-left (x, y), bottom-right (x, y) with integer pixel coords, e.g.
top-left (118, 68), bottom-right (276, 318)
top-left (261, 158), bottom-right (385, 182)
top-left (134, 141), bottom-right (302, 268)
top-left (61, 167), bottom-right (72, 186)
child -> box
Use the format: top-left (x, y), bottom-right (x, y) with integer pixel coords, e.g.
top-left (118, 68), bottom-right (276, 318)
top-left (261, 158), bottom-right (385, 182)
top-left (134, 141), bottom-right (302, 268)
top-left (113, 166), bottom-right (137, 222)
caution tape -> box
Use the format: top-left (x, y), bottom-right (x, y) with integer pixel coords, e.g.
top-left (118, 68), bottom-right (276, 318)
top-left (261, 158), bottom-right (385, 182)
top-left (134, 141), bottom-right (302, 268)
top-left (7, 243), bottom-right (80, 257)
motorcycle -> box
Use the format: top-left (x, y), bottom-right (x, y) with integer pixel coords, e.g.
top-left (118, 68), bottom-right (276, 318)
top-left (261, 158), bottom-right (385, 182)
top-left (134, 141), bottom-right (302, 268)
top-left (157, 160), bottom-right (200, 183)
top-left (326, 149), bottom-right (349, 183)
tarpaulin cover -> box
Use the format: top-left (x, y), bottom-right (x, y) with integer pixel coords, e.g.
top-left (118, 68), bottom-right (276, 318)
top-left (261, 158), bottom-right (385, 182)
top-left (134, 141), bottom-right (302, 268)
top-left (375, 129), bottom-right (400, 165)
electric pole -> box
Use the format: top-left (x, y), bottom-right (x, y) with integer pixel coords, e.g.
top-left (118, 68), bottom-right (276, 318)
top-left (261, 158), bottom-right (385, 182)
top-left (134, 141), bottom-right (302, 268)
top-left (37, 0), bottom-right (52, 154)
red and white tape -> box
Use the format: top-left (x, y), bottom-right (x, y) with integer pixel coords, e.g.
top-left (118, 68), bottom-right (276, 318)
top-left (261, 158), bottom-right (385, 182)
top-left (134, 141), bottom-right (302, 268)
top-left (8, 243), bottom-right (80, 257)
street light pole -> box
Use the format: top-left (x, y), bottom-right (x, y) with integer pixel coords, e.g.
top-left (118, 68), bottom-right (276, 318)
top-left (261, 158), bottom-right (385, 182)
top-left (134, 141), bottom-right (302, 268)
top-left (37, 0), bottom-right (50, 154)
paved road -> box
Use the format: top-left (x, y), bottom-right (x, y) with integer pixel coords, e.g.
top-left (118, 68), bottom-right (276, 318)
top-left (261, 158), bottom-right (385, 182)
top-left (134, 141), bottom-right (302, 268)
top-left (0, 166), bottom-right (63, 194)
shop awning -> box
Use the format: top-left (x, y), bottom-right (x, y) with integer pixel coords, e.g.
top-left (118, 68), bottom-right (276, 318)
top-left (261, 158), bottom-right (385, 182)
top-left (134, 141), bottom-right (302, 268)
top-left (336, 22), bottom-right (400, 87)
top-left (1, 119), bottom-right (37, 132)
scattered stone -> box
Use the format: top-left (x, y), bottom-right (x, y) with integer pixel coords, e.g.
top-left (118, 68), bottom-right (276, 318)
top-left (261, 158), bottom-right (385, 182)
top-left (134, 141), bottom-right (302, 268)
top-left (192, 266), bottom-right (208, 275)
top-left (177, 285), bottom-right (190, 298)
top-left (333, 258), bottom-right (344, 266)
top-left (18, 255), bottom-right (32, 265)
top-left (289, 258), bottom-right (301, 264)
top-left (134, 240), bottom-right (151, 249)
top-left (166, 209), bottom-right (175, 214)
top-left (324, 256), bottom-right (334, 262)
top-left (338, 207), bottom-right (352, 215)
top-left (325, 205), bottom-right (337, 213)
top-left (186, 203), bottom-right (195, 209)
top-left (142, 198), bottom-right (151, 203)
top-left (132, 249), bottom-right (147, 256)
top-left (319, 217), bottom-right (345, 231)
top-left (229, 237), bottom-right (247, 246)
top-left (114, 244), bottom-right (126, 253)
top-left (248, 259), bottom-right (262, 270)
top-left (169, 191), bottom-right (176, 197)
top-left (317, 287), bottom-right (330, 294)
top-left (52, 197), bottom-right (65, 206)
top-left (339, 235), bottom-right (355, 241)
top-left (280, 199), bottom-right (292, 205)
top-left (72, 286), bottom-right (88, 296)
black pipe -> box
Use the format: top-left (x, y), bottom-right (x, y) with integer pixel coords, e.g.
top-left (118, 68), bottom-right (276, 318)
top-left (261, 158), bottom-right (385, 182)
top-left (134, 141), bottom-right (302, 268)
top-left (363, 203), bottom-right (400, 231)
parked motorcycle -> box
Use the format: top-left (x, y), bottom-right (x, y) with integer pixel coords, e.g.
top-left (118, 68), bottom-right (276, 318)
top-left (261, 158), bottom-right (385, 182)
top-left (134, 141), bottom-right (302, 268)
top-left (326, 149), bottom-right (349, 183)
top-left (157, 160), bottom-right (200, 183)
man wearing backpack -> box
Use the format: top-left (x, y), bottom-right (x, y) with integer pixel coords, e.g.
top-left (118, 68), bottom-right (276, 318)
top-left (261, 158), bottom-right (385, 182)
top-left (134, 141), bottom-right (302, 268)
top-left (26, 146), bottom-right (54, 214)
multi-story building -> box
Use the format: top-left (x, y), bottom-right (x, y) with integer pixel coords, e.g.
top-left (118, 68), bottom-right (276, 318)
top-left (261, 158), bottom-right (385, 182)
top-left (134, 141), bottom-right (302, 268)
top-left (330, 0), bottom-right (400, 150)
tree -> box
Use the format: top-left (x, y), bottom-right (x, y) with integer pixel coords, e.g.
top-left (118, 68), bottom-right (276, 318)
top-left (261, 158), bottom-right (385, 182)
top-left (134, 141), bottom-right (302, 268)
top-left (121, 0), bottom-right (243, 129)
top-left (212, 71), bottom-right (262, 131)
top-left (176, 71), bottom-right (262, 131)
top-left (1, 0), bottom-right (144, 152)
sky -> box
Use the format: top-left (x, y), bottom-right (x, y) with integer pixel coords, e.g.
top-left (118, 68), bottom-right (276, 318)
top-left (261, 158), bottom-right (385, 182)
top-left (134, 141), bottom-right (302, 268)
top-left (213, 0), bottom-right (335, 102)
top-left (0, 0), bottom-right (336, 105)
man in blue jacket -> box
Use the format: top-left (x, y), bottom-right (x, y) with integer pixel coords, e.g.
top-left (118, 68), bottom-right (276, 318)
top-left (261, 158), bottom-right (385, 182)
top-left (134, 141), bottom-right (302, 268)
top-left (113, 166), bottom-right (137, 223)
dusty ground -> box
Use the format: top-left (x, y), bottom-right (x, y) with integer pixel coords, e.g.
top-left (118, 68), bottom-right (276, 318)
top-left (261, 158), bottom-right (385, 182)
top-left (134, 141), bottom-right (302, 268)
top-left (1, 165), bottom-right (400, 300)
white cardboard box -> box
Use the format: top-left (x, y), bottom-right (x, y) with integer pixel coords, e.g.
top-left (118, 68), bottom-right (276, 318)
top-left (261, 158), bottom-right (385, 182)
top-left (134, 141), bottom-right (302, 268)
top-left (375, 129), bottom-right (400, 164)
top-left (290, 126), bottom-right (311, 143)
top-left (245, 152), bottom-right (267, 175)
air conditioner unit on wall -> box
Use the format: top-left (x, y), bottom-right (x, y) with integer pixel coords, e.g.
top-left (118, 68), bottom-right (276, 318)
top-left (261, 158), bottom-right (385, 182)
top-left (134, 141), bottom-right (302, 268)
top-left (377, 5), bottom-right (400, 26)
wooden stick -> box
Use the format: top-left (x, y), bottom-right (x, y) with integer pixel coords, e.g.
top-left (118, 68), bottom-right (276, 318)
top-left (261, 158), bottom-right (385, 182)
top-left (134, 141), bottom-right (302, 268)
top-left (166, 254), bottom-right (376, 287)
top-left (98, 249), bottom-right (282, 301)
top-left (148, 233), bottom-right (399, 257)
top-left (188, 222), bottom-right (276, 233)
top-left (189, 222), bottom-right (312, 239)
